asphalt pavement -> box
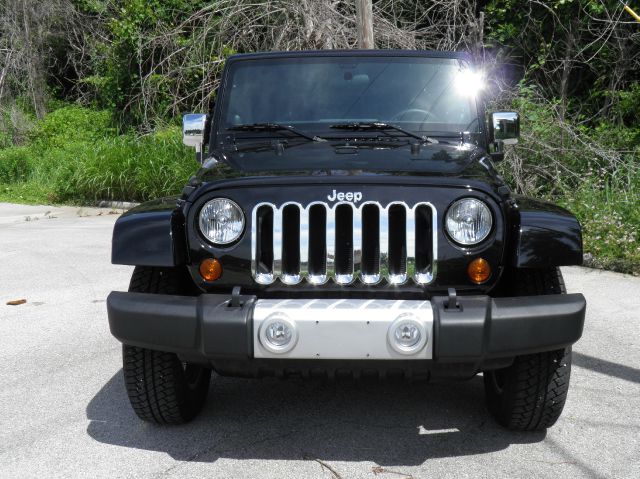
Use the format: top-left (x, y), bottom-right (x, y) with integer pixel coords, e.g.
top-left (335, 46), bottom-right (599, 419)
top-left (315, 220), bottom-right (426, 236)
top-left (0, 202), bottom-right (638, 479)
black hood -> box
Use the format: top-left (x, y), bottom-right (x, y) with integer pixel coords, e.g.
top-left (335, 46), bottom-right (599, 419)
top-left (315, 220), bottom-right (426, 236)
top-left (196, 141), bottom-right (505, 190)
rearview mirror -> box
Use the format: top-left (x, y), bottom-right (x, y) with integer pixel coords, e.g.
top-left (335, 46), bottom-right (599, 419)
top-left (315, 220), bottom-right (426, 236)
top-left (183, 113), bottom-right (207, 161)
top-left (490, 111), bottom-right (520, 145)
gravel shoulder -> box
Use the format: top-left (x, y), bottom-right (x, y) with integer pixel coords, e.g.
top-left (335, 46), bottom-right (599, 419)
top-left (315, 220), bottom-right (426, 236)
top-left (0, 203), bottom-right (638, 479)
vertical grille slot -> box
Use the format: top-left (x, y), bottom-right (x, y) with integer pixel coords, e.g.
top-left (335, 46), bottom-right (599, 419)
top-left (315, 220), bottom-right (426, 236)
top-left (281, 205), bottom-right (300, 276)
top-left (415, 205), bottom-right (433, 276)
top-left (387, 204), bottom-right (407, 281)
top-left (256, 205), bottom-right (273, 275)
top-left (361, 204), bottom-right (380, 277)
top-left (308, 204), bottom-right (327, 279)
top-left (334, 204), bottom-right (354, 281)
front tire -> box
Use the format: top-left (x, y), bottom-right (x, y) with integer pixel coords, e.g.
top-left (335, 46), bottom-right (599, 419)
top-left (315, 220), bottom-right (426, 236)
top-left (484, 347), bottom-right (572, 431)
top-left (122, 266), bottom-right (211, 425)
top-left (484, 267), bottom-right (572, 431)
top-left (123, 345), bottom-right (211, 424)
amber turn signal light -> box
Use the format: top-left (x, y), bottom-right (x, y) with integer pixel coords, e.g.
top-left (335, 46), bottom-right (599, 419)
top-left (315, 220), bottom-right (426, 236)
top-left (468, 258), bottom-right (491, 284)
top-left (199, 258), bottom-right (223, 282)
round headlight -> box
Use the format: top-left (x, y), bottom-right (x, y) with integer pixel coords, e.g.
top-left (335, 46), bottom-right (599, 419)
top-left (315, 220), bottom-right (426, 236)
top-left (445, 198), bottom-right (492, 245)
top-left (199, 198), bottom-right (245, 245)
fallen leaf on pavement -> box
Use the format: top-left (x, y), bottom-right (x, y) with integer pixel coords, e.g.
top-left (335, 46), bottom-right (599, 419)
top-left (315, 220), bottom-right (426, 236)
top-left (6, 299), bottom-right (27, 306)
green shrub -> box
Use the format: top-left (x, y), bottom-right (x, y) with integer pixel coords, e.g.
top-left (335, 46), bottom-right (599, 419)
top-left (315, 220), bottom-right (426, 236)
top-left (32, 106), bottom-right (115, 148)
top-left (495, 86), bottom-right (640, 275)
top-left (0, 147), bottom-right (33, 183)
top-left (555, 163), bottom-right (640, 275)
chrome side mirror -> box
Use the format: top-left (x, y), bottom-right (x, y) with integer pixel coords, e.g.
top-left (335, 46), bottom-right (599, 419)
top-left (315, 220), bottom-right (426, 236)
top-left (183, 113), bottom-right (207, 161)
top-left (490, 111), bottom-right (520, 145)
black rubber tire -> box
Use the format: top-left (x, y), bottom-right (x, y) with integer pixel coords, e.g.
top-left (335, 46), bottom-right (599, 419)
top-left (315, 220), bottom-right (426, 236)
top-left (484, 267), bottom-right (572, 431)
top-left (128, 265), bottom-right (195, 296)
top-left (123, 345), bottom-right (211, 425)
top-left (122, 266), bottom-right (211, 425)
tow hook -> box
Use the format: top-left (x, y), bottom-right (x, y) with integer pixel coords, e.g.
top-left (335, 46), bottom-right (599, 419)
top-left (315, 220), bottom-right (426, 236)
top-left (445, 288), bottom-right (461, 311)
top-left (230, 286), bottom-right (243, 308)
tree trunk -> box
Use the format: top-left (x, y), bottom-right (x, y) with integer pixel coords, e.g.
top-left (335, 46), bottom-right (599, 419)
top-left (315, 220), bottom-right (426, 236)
top-left (355, 0), bottom-right (374, 49)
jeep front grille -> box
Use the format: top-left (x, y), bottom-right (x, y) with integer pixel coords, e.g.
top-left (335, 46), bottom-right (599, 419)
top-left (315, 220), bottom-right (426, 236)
top-left (251, 202), bottom-right (437, 286)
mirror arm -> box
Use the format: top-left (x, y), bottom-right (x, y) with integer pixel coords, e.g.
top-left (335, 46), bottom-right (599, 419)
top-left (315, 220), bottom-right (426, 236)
top-left (490, 140), bottom-right (505, 162)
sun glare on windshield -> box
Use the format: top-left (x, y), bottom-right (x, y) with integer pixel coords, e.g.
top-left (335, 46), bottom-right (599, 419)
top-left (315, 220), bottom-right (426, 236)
top-left (455, 68), bottom-right (485, 98)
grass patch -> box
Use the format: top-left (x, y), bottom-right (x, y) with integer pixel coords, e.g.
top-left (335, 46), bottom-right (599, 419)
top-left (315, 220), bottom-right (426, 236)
top-left (554, 168), bottom-right (640, 275)
top-left (0, 106), bottom-right (198, 204)
top-left (0, 181), bottom-right (54, 205)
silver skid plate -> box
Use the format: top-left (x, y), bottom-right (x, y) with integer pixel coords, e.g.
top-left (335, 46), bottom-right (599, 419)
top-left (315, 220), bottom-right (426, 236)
top-left (253, 299), bottom-right (434, 360)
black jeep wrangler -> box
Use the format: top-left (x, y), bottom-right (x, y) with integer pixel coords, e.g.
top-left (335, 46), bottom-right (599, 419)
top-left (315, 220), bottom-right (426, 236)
top-left (107, 50), bottom-right (586, 431)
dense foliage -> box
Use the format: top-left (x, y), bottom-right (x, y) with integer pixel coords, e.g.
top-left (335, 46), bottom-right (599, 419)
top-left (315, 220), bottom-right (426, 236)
top-left (0, 106), bottom-right (197, 202)
top-left (0, 0), bottom-right (638, 273)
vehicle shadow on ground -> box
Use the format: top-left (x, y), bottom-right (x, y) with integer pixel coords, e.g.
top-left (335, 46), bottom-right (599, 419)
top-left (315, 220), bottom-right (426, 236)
top-left (86, 370), bottom-right (545, 466)
top-left (573, 352), bottom-right (640, 384)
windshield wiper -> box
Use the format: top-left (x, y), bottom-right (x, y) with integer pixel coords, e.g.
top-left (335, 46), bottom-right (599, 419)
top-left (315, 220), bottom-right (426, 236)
top-left (228, 122), bottom-right (326, 142)
top-left (329, 122), bottom-right (436, 143)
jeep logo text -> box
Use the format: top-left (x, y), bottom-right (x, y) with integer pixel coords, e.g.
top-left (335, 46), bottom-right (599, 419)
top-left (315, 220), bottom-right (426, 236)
top-left (327, 189), bottom-right (363, 203)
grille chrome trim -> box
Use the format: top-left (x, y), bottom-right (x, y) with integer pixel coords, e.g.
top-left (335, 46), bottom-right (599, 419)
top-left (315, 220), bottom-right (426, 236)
top-left (251, 201), bottom-right (437, 286)
top-left (325, 205), bottom-right (336, 284)
top-left (299, 206), bottom-right (310, 282)
top-left (352, 206), bottom-right (362, 284)
top-left (406, 206), bottom-right (416, 283)
top-left (387, 202), bottom-right (408, 285)
top-left (251, 202), bottom-right (276, 285)
top-left (272, 206), bottom-right (283, 279)
top-left (279, 201), bottom-right (301, 285)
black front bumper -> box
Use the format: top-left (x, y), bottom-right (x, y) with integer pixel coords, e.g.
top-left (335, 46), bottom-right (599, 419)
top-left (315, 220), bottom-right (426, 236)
top-left (107, 291), bottom-right (586, 378)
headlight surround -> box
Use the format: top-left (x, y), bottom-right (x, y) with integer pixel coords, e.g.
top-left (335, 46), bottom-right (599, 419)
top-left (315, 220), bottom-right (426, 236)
top-left (198, 198), bottom-right (245, 245)
top-left (445, 198), bottom-right (493, 246)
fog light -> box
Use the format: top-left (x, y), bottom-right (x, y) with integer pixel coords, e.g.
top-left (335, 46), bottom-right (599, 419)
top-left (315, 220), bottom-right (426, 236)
top-left (259, 314), bottom-right (298, 353)
top-left (266, 321), bottom-right (292, 347)
top-left (199, 258), bottom-right (223, 282)
top-left (395, 323), bottom-right (421, 348)
top-left (468, 257), bottom-right (491, 284)
top-left (388, 314), bottom-right (427, 355)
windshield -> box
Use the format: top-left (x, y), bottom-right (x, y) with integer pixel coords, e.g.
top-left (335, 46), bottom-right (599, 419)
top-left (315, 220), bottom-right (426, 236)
top-left (220, 56), bottom-right (480, 136)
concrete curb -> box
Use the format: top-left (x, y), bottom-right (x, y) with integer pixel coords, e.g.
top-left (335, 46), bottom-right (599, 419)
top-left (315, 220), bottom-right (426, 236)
top-left (95, 201), bottom-right (140, 210)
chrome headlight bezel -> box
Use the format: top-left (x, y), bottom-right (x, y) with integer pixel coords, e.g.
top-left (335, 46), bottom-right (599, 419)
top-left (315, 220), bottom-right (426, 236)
top-left (445, 198), bottom-right (493, 246)
top-left (198, 198), bottom-right (245, 245)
